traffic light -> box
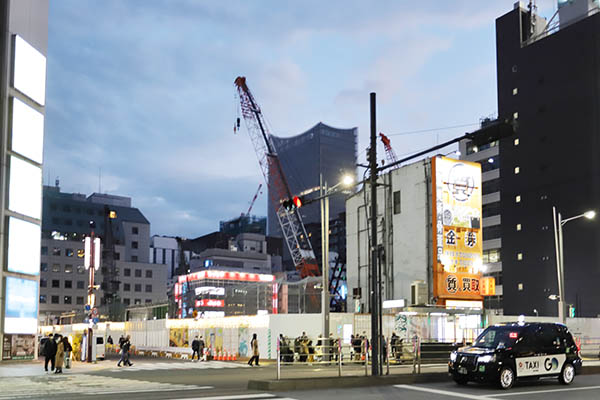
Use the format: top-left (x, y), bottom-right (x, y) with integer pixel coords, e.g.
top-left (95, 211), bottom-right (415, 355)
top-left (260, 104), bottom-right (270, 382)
top-left (282, 196), bottom-right (303, 211)
top-left (568, 304), bottom-right (576, 318)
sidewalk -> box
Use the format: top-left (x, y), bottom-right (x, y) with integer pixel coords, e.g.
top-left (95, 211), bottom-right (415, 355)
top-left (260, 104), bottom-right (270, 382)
top-left (0, 359), bottom-right (114, 378)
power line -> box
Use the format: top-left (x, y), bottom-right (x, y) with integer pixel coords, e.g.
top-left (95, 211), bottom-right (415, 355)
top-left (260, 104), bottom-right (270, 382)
top-left (386, 122), bottom-right (480, 137)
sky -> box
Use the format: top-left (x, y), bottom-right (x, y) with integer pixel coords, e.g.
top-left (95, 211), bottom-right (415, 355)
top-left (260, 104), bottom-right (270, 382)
top-left (44, 0), bottom-right (557, 238)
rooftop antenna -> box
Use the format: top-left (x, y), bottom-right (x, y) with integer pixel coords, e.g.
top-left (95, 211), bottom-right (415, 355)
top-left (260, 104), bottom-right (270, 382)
top-left (55, 176), bottom-right (59, 188)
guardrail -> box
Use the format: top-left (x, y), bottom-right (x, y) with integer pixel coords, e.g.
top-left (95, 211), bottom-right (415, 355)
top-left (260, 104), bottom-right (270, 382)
top-left (578, 337), bottom-right (600, 359)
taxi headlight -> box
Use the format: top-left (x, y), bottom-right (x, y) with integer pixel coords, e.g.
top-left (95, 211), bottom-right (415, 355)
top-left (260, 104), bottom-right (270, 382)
top-left (477, 354), bottom-right (495, 363)
top-left (450, 351), bottom-right (457, 362)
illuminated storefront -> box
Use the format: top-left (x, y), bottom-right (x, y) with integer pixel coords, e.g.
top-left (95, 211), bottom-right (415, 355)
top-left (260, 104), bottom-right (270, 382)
top-left (173, 270), bottom-right (277, 318)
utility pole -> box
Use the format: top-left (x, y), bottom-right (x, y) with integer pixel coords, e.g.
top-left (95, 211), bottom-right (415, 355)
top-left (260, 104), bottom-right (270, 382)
top-left (369, 92), bottom-right (380, 376)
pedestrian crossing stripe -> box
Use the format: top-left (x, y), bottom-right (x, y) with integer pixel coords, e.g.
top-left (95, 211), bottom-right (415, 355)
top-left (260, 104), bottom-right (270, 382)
top-left (107, 360), bottom-right (250, 372)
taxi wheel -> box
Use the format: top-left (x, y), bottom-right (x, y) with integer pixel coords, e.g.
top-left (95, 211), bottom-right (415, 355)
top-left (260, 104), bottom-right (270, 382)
top-left (559, 363), bottom-right (575, 385)
top-left (453, 376), bottom-right (468, 385)
top-left (498, 366), bottom-right (515, 390)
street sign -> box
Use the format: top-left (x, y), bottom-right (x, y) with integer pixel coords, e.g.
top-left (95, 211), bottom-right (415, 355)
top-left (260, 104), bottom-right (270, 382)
top-left (91, 307), bottom-right (98, 318)
top-left (84, 304), bottom-right (91, 311)
top-left (92, 317), bottom-right (99, 324)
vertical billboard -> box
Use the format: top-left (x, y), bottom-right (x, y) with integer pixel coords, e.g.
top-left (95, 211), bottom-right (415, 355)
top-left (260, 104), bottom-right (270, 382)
top-left (432, 156), bottom-right (483, 303)
top-left (3, 277), bottom-right (39, 334)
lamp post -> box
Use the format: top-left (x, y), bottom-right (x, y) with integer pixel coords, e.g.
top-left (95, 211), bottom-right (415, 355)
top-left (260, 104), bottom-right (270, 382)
top-left (320, 173), bottom-right (354, 352)
top-left (552, 207), bottom-right (595, 324)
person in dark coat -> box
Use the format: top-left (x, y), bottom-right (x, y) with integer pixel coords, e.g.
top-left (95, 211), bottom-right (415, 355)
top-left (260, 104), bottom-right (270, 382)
top-left (43, 334), bottom-right (57, 373)
top-left (107, 336), bottom-right (114, 345)
top-left (117, 335), bottom-right (133, 367)
top-left (191, 336), bottom-right (200, 362)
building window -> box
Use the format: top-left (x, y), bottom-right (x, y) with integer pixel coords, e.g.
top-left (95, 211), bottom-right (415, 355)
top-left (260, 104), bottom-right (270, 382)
top-left (64, 296), bottom-right (72, 304)
top-left (132, 255), bottom-right (138, 262)
top-left (134, 284), bottom-right (141, 292)
top-left (65, 248), bottom-right (74, 257)
top-left (52, 280), bottom-right (60, 288)
top-left (124, 283), bottom-right (130, 291)
top-left (65, 280), bottom-right (72, 289)
top-left (40, 295), bottom-right (47, 304)
top-left (518, 283), bottom-right (524, 291)
top-left (483, 249), bottom-right (501, 263)
top-left (482, 202), bottom-right (501, 218)
top-left (77, 265), bottom-right (85, 274)
top-left (123, 298), bottom-right (130, 305)
top-left (40, 279), bottom-right (47, 288)
top-left (114, 252), bottom-right (120, 260)
top-left (514, 166), bottom-right (520, 174)
top-left (134, 299), bottom-right (141, 305)
top-left (51, 295), bottom-right (59, 304)
top-left (513, 112), bottom-right (519, 120)
top-left (135, 269), bottom-right (142, 278)
top-left (77, 281), bottom-right (84, 289)
top-left (483, 225), bottom-right (502, 241)
top-left (516, 224), bottom-right (522, 231)
top-left (41, 263), bottom-right (48, 272)
top-left (515, 195), bottom-right (521, 203)
top-left (52, 247), bottom-right (61, 256)
top-left (146, 270), bottom-right (152, 279)
top-left (76, 296), bottom-right (84, 305)
top-left (41, 246), bottom-right (48, 255)
top-left (65, 264), bottom-right (73, 274)
top-left (77, 249), bottom-right (85, 258)
top-left (512, 88), bottom-right (518, 95)
top-left (132, 241), bottom-right (138, 249)
top-left (514, 138), bottom-right (519, 146)
top-left (145, 284), bottom-right (152, 293)
top-left (393, 191), bottom-right (401, 215)
top-left (124, 268), bottom-right (131, 277)
top-left (52, 264), bottom-right (61, 273)
top-left (517, 253), bottom-right (523, 261)
top-left (145, 299), bottom-right (152, 304)
top-left (132, 227), bottom-right (138, 234)
top-left (482, 178), bottom-right (500, 194)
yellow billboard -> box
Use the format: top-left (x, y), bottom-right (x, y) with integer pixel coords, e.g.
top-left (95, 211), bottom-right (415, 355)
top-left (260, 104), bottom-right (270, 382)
top-left (432, 156), bottom-right (483, 303)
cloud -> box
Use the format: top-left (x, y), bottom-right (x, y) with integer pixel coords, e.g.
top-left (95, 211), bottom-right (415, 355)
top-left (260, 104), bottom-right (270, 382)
top-left (45, 1), bottom-right (527, 237)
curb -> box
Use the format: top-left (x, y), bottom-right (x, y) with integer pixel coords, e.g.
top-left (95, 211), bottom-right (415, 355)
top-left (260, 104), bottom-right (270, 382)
top-left (248, 365), bottom-right (600, 391)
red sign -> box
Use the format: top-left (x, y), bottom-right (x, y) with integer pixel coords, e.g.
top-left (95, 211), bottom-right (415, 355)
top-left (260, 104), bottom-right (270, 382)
top-left (195, 299), bottom-right (224, 308)
top-left (179, 270), bottom-right (275, 284)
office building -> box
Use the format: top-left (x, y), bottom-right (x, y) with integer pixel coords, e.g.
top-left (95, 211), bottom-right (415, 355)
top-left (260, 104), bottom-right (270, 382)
top-left (461, 1), bottom-right (600, 317)
top-left (0, 0), bottom-right (48, 361)
top-left (267, 122), bottom-right (357, 270)
top-left (40, 185), bottom-right (167, 323)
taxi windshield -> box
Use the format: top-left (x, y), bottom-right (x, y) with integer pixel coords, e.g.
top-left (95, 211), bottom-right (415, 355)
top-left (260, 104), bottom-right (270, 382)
top-left (474, 326), bottom-right (523, 349)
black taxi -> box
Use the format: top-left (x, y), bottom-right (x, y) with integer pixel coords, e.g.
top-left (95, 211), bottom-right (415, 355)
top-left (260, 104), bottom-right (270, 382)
top-left (448, 322), bottom-right (582, 389)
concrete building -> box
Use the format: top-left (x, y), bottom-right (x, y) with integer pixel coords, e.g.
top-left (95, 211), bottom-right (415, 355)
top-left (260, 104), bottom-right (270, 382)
top-left (346, 156), bottom-right (485, 313)
top-left (461, 1), bottom-right (600, 317)
top-left (0, 0), bottom-right (48, 361)
top-left (150, 235), bottom-right (190, 282)
top-left (268, 122), bottom-right (357, 270)
top-left (39, 185), bottom-right (167, 323)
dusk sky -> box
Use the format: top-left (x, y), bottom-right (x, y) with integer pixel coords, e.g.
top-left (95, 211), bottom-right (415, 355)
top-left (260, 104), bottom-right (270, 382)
top-left (43, 1), bottom-right (557, 238)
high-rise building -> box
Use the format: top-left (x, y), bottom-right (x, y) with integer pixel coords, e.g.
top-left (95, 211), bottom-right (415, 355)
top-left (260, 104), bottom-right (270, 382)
top-left (462, 1), bottom-right (600, 317)
top-left (0, 0), bottom-right (48, 361)
top-left (268, 122), bottom-right (357, 270)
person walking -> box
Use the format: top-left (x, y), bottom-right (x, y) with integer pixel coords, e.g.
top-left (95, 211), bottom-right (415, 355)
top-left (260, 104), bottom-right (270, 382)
top-left (191, 336), bottom-right (200, 362)
top-left (198, 336), bottom-right (206, 361)
top-left (62, 336), bottom-right (73, 369)
top-left (107, 335), bottom-right (113, 345)
top-left (117, 335), bottom-right (133, 367)
top-left (43, 333), bottom-right (57, 373)
top-left (54, 335), bottom-right (65, 374)
top-left (247, 333), bottom-right (259, 366)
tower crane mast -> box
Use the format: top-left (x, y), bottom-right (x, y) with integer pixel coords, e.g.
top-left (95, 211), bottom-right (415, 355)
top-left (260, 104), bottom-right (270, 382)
top-left (234, 76), bottom-right (319, 277)
top-left (244, 183), bottom-right (263, 217)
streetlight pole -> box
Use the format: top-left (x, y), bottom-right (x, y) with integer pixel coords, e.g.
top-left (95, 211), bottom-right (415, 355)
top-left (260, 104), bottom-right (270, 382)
top-left (552, 206), bottom-right (595, 324)
top-left (369, 92), bottom-right (380, 376)
top-left (320, 174), bottom-right (330, 355)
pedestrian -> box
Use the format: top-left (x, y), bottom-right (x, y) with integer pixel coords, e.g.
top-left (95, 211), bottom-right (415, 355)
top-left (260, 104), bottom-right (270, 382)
top-left (247, 333), bottom-right (259, 366)
top-left (117, 335), bottom-right (133, 367)
top-left (43, 333), bottom-right (57, 373)
top-left (62, 336), bottom-right (73, 369)
top-left (118, 335), bottom-right (125, 349)
top-left (54, 335), bottom-right (65, 374)
top-left (107, 335), bottom-right (114, 345)
top-left (191, 335), bottom-right (200, 362)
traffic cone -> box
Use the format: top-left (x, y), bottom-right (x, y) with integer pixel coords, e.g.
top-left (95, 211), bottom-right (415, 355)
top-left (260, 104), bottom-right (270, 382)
top-left (232, 352), bottom-right (237, 361)
top-left (227, 352), bottom-right (232, 361)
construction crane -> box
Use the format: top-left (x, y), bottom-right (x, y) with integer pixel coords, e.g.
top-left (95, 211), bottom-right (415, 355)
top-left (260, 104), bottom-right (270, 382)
top-left (243, 183), bottom-right (263, 217)
top-left (234, 76), bottom-right (320, 277)
top-left (379, 132), bottom-right (400, 169)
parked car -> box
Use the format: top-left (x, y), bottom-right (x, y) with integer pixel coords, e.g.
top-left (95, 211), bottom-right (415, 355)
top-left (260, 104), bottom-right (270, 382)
top-left (448, 322), bottom-right (582, 389)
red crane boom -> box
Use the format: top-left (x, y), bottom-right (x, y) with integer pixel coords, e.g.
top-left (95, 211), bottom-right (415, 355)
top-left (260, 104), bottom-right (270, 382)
top-left (379, 132), bottom-right (400, 169)
top-left (234, 77), bottom-right (319, 277)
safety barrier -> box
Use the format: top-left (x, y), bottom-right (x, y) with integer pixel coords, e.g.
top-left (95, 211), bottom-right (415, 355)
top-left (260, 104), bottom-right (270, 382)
top-left (577, 337), bottom-right (600, 359)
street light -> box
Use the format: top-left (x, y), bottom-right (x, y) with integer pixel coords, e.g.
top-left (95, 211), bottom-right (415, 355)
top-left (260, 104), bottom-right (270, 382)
top-left (552, 206), bottom-right (595, 323)
top-left (321, 173), bottom-right (354, 350)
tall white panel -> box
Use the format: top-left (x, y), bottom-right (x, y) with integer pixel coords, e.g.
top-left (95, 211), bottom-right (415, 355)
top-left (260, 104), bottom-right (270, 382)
top-left (7, 217), bottom-right (41, 276)
top-left (8, 156), bottom-right (42, 219)
top-left (12, 35), bottom-right (46, 106)
top-left (11, 97), bottom-right (44, 163)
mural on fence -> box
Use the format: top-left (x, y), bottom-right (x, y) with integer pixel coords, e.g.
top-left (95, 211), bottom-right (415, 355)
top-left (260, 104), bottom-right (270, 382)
top-left (169, 328), bottom-right (189, 347)
top-left (238, 326), bottom-right (249, 356)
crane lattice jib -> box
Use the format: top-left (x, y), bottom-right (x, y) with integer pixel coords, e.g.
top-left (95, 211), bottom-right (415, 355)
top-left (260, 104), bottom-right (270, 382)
top-left (379, 132), bottom-right (400, 169)
top-left (234, 77), bottom-right (319, 277)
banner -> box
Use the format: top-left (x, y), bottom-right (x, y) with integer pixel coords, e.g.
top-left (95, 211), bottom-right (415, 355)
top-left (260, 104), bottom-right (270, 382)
top-left (432, 156), bottom-right (483, 302)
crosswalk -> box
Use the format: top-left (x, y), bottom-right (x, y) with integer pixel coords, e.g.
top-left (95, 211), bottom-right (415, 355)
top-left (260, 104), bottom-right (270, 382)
top-left (168, 395), bottom-right (297, 400)
top-left (0, 373), bottom-right (209, 399)
top-left (106, 360), bottom-right (250, 372)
